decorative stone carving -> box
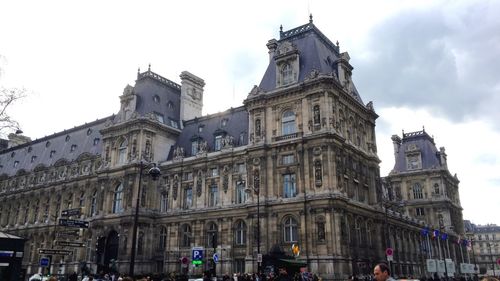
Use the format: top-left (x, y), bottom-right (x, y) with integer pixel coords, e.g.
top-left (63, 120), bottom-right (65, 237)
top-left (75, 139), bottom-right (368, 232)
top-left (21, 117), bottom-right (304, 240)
top-left (249, 85), bottom-right (263, 96)
top-left (314, 160), bottom-right (323, 187)
top-left (196, 171), bottom-right (202, 197)
top-left (173, 146), bottom-right (184, 160)
top-left (221, 135), bottom-right (234, 149)
top-left (198, 141), bottom-right (208, 154)
top-left (253, 169), bottom-right (260, 190)
top-left (173, 176), bottom-right (179, 200)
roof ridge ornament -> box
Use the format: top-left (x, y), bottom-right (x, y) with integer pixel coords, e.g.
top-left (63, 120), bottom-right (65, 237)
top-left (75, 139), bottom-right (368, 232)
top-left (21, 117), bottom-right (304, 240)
top-left (309, 13), bottom-right (313, 23)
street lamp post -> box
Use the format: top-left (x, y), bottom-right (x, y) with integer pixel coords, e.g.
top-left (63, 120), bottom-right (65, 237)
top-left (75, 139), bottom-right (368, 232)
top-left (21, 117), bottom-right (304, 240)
top-left (244, 183), bottom-right (260, 274)
top-left (129, 161), bottom-right (161, 277)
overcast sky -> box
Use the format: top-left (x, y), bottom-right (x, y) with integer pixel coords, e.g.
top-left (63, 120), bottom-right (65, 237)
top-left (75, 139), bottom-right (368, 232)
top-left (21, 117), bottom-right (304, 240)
top-left (1, 0), bottom-right (499, 226)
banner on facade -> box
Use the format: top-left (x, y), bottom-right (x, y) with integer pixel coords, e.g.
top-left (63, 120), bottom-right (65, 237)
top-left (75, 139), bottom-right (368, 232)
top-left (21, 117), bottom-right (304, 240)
top-left (437, 260), bottom-right (446, 273)
top-left (426, 259), bottom-right (437, 273)
top-left (445, 259), bottom-right (455, 274)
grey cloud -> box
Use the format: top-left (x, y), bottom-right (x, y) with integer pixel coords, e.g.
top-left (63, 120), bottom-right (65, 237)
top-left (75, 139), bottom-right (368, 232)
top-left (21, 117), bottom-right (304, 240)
top-left (352, 2), bottom-right (500, 127)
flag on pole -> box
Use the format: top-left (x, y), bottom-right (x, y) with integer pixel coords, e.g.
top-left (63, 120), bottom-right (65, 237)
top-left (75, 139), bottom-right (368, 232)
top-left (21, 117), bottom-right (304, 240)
top-left (441, 233), bottom-right (448, 240)
top-left (421, 227), bottom-right (429, 236)
top-left (432, 229), bottom-right (440, 239)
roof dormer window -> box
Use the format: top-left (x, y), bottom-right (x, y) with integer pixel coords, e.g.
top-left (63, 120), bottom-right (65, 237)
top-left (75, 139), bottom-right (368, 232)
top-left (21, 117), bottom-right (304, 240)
top-left (65, 135), bottom-right (71, 142)
top-left (153, 95), bottom-right (160, 104)
top-left (31, 156), bottom-right (37, 163)
top-left (70, 144), bottom-right (77, 152)
top-left (282, 63), bottom-right (293, 85)
top-left (87, 128), bottom-right (93, 135)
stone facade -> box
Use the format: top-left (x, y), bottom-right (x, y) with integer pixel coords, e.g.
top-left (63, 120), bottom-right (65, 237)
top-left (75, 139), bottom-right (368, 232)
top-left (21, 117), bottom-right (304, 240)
top-left (0, 20), bottom-right (458, 279)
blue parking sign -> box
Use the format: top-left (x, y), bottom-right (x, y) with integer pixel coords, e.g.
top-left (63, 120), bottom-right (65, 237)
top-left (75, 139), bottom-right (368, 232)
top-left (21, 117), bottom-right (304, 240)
top-left (192, 247), bottom-right (204, 264)
top-left (40, 257), bottom-right (50, 267)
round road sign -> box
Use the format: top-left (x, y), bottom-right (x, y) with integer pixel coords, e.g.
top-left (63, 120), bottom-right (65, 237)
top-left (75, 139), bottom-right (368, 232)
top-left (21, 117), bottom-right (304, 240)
top-left (386, 248), bottom-right (394, 256)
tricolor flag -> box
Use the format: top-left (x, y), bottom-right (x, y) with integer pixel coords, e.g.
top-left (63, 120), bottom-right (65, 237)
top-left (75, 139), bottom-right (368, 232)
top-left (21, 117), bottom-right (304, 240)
top-left (441, 233), bottom-right (448, 240)
top-left (432, 229), bottom-right (440, 239)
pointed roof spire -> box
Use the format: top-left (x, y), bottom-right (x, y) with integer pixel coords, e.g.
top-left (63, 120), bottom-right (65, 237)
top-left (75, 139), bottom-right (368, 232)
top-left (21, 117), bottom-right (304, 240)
top-left (309, 13), bottom-right (313, 23)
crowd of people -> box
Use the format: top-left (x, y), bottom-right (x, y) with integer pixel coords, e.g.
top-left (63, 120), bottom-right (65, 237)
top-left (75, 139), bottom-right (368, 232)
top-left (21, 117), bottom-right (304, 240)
top-left (28, 264), bottom-right (499, 281)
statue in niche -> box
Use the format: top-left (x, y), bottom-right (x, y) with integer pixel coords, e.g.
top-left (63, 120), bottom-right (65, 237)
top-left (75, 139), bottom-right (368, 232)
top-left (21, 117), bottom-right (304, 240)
top-left (315, 160), bottom-right (322, 187)
top-left (313, 105), bottom-right (320, 125)
top-left (223, 175), bottom-right (229, 193)
top-left (196, 171), bottom-right (202, 197)
top-left (253, 169), bottom-right (260, 190)
top-left (172, 176), bottom-right (179, 200)
top-left (131, 140), bottom-right (137, 160)
top-left (222, 135), bottom-right (234, 149)
top-left (145, 140), bottom-right (151, 158)
top-left (255, 119), bottom-right (261, 137)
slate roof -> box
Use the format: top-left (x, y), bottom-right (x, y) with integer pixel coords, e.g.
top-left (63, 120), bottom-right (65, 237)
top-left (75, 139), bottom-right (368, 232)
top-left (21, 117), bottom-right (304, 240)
top-left (0, 117), bottom-right (109, 177)
top-left (392, 130), bottom-right (443, 173)
top-left (258, 21), bottom-right (364, 104)
top-left (135, 69), bottom-right (181, 128)
top-left (168, 106), bottom-right (248, 160)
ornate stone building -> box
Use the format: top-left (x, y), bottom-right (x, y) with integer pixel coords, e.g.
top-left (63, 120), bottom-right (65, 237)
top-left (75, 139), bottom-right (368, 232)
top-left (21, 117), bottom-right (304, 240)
top-left (384, 130), bottom-right (466, 275)
top-left (0, 19), bottom-right (434, 279)
top-left (464, 221), bottom-right (499, 275)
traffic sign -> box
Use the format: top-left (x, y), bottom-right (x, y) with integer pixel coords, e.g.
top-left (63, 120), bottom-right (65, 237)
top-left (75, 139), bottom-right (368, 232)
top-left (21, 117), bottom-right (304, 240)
top-left (181, 257), bottom-right (189, 265)
top-left (38, 249), bottom-right (72, 255)
top-left (213, 253), bottom-right (219, 263)
top-left (257, 254), bottom-right (262, 263)
top-left (58, 219), bottom-right (89, 228)
top-left (55, 241), bottom-right (85, 247)
top-left (40, 257), bottom-right (50, 267)
top-left (61, 208), bottom-right (81, 217)
top-left (386, 248), bottom-right (394, 256)
top-left (192, 247), bottom-right (204, 265)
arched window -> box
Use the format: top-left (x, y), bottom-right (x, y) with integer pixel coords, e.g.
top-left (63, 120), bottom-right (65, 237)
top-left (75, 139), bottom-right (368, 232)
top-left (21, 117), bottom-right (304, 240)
top-left (23, 202), bottom-right (30, 225)
top-left (283, 216), bottom-right (298, 243)
top-left (235, 220), bottom-right (247, 245)
top-left (282, 110), bottom-right (296, 135)
top-left (367, 222), bottom-right (373, 247)
top-left (159, 226), bottom-right (167, 250)
top-left (90, 190), bottom-right (98, 216)
top-left (113, 183), bottom-right (124, 213)
top-left (160, 192), bottom-right (168, 212)
top-left (282, 63), bottom-right (293, 85)
top-left (118, 139), bottom-right (128, 164)
top-left (207, 222), bottom-right (218, 248)
top-left (413, 183), bottom-right (423, 199)
top-left (181, 224), bottom-right (192, 247)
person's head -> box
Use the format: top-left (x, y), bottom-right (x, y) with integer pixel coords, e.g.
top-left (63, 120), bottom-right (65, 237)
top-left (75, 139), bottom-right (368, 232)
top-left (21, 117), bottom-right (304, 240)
top-left (48, 277), bottom-right (58, 281)
top-left (373, 263), bottom-right (391, 281)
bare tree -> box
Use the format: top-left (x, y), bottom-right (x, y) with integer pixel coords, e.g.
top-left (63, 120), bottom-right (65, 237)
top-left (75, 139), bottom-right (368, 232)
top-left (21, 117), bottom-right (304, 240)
top-left (0, 55), bottom-right (26, 137)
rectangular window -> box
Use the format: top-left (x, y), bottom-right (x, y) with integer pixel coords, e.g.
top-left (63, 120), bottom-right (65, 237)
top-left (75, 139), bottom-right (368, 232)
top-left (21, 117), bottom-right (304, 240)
top-left (282, 154), bottom-right (295, 165)
top-left (209, 185), bottom-right (218, 207)
top-left (160, 193), bottom-right (168, 212)
top-left (236, 163), bottom-right (246, 173)
top-left (236, 181), bottom-right (247, 204)
top-left (283, 173), bottom-right (296, 198)
top-left (184, 172), bottom-right (193, 181)
top-left (215, 135), bottom-right (222, 151)
top-left (191, 141), bottom-right (198, 155)
top-left (416, 207), bottom-right (425, 216)
top-left (183, 187), bottom-right (192, 210)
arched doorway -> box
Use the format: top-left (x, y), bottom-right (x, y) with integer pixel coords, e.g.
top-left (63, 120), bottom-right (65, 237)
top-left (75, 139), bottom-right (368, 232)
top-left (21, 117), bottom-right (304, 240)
top-left (104, 231), bottom-right (119, 273)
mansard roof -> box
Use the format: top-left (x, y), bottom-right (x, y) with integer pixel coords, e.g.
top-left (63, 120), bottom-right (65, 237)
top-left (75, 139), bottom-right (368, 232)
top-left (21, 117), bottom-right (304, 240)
top-left (135, 68), bottom-right (182, 127)
top-left (0, 117), bottom-right (110, 176)
top-left (258, 20), bottom-right (364, 104)
top-left (168, 106), bottom-right (248, 160)
top-left (391, 129), bottom-right (446, 173)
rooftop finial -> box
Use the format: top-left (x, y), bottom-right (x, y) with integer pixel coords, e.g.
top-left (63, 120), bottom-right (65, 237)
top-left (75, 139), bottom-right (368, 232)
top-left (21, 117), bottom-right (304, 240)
top-left (148, 63), bottom-right (151, 71)
top-left (402, 129), bottom-right (405, 136)
top-left (336, 40), bottom-right (339, 48)
top-left (138, 67), bottom-right (140, 73)
top-left (309, 13), bottom-right (313, 23)
top-left (422, 125), bottom-right (425, 132)
top-left (280, 24), bottom-right (283, 32)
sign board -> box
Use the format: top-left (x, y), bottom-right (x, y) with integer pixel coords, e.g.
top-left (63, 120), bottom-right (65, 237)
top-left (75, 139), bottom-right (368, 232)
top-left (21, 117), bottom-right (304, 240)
top-left (446, 259), bottom-right (455, 274)
top-left (58, 219), bottom-right (89, 228)
top-left (213, 253), bottom-right (219, 263)
top-left (257, 254), bottom-right (262, 263)
top-left (55, 241), bottom-right (85, 247)
top-left (38, 249), bottom-right (72, 256)
top-left (61, 208), bottom-right (81, 217)
top-left (192, 247), bottom-right (204, 265)
top-left (426, 259), bottom-right (437, 273)
top-left (57, 230), bottom-right (80, 239)
top-left (437, 260), bottom-right (446, 273)
top-left (40, 257), bottom-right (50, 267)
